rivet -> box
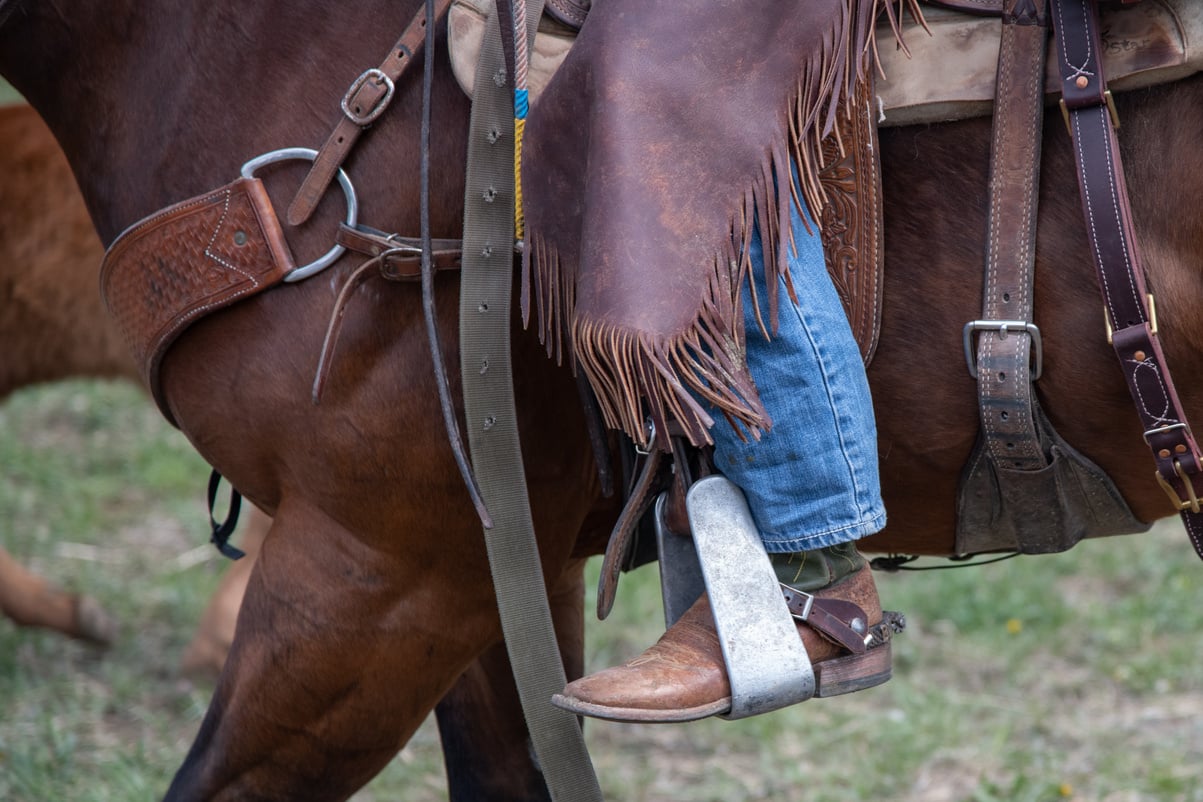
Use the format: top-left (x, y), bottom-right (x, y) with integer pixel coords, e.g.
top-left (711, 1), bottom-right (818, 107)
top-left (1134, 350), bottom-right (1147, 361)
top-left (850, 617), bottom-right (866, 635)
top-left (1176, 444), bottom-right (1188, 454)
top-left (1075, 76), bottom-right (1089, 89)
top-left (1160, 448), bottom-right (1172, 459)
top-left (233, 230), bottom-right (248, 246)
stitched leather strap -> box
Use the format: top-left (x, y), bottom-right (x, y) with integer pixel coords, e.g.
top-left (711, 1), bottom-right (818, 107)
top-left (971, 0), bottom-right (1050, 470)
top-left (1050, 0), bottom-right (1203, 555)
top-left (780, 586), bottom-right (869, 656)
top-left (287, 0), bottom-right (456, 226)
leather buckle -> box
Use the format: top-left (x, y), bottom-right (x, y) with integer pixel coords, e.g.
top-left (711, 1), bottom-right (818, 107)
top-left (780, 584), bottom-right (815, 621)
top-left (962, 320), bottom-right (1043, 380)
top-left (1060, 89), bottom-right (1120, 135)
top-left (1105, 293), bottom-right (1158, 345)
top-left (342, 68), bottom-right (396, 126)
top-left (1155, 459), bottom-right (1202, 514)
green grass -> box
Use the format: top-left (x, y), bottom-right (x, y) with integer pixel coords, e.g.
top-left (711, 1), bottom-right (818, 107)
top-left (3, 380), bottom-right (1203, 800)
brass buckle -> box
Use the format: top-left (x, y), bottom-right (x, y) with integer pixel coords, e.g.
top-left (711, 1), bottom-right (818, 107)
top-left (1155, 459), bottom-right (1202, 514)
top-left (1060, 89), bottom-right (1120, 136)
top-left (1104, 293), bottom-right (1157, 345)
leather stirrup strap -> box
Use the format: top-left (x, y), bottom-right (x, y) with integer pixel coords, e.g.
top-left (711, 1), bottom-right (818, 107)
top-left (287, 0), bottom-right (455, 226)
top-left (1049, 0), bottom-right (1203, 556)
top-left (968, 0), bottom-right (1050, 470)
top-left (458, 1), bottom-right (603, 799)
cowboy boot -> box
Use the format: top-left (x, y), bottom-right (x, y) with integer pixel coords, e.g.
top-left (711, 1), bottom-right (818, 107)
top-left (552, 544), bottom-right (899, 723)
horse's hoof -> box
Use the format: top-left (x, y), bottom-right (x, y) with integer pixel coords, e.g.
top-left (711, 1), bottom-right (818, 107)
top-left (73, 594), bottom-right (118, 647)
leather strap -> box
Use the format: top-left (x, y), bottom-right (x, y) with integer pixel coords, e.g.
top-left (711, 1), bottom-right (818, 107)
top-left (969, 0), bottom-right (1050, 470)
top-left (1049, 0), bottom-right (1203, 555)
top-left (595, 446), bottom-right (663, 620)
top-left (543, 0), bottom-right (590, 29)
top-left (780, 586), bottom-right (869, 656)
top-left (287, 0), bottom-right (456, 226)
top-left (335, 222), bottom-right (462, 277)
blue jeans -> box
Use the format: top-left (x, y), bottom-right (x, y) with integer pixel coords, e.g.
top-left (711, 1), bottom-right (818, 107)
top-left (709, 202), bottom-right (885, 552)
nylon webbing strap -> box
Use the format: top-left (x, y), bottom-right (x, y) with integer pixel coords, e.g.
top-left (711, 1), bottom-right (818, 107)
top-left (458, 3), bottom-right (604, 800)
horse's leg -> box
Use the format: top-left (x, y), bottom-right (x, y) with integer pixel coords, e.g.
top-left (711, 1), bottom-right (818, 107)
top-left (0, 546), bottom-right (116, 645)
top-left (178, 505), bottom-right (270, 679)
top-left (435, 557), bottom-right (586, 802)
top-left (165, 496), bottom-right (497, 801)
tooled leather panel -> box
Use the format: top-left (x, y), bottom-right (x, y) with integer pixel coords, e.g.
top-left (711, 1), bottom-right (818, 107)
top-left (100, 177), bottom-right (294, 420)
top-left (818, 74), bottom-right (884, 365)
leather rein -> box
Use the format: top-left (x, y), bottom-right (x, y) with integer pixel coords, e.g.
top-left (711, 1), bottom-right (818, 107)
top-left (1048, 0), bottom-right (1203, 555)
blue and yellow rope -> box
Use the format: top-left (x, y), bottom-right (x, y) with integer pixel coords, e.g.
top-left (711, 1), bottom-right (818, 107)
top-left (511, 0), bottom-right (530, 240)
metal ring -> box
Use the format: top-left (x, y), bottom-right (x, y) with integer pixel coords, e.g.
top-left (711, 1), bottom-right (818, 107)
top-left (240, 147), bottom-right (359, 282)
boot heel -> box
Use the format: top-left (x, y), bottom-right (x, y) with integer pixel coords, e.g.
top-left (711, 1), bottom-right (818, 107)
top-left (814, 641), bottom-right (892, 697)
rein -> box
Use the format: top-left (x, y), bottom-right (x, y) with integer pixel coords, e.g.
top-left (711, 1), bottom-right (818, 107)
top-left (1050, 0), bottom-right (1203, 556)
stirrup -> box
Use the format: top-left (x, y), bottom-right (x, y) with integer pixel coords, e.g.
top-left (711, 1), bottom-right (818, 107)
top-left (656, 475), bottom-right (816, 719)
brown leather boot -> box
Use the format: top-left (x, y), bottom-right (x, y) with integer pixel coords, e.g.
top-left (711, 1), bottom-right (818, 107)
top-left (552, 564), bottom-right (898, 722)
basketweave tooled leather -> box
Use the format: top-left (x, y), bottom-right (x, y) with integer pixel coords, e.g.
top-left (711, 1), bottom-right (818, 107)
top-left (100, 177), bottom-right (295, 423)
top-left (818, 73), bottom-right (884, 366)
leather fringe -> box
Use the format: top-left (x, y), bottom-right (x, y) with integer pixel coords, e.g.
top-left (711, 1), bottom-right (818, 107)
top-left (523, 1), bottom-right (920, 451)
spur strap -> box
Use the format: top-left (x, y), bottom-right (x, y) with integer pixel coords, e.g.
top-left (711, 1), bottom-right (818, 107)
top-left (288, 0), bottom-right (456, 226)
top-left (1050, 0), bottom-right (1203, 555)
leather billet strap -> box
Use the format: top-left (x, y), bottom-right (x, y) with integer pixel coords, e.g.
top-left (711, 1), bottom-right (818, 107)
top-left (100, 177), bottom-right (295, 423)
top-left (1049, 0), bottom-right (1203, 555)
top-left (287, 0), bottom-right (456, 226)
top-left (969, 0), bottom-right (1049, 470)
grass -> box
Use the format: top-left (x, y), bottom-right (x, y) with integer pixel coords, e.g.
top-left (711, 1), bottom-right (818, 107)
top-left (2, 379), bottom-right (1203, 801)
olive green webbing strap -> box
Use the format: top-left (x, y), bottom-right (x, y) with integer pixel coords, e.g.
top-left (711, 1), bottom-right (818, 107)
top-left (458, 3), bottom-right (604, 800)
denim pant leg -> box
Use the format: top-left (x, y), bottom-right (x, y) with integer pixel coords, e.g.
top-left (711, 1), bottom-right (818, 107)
top-left (709, 202), bottom-right (886, 552)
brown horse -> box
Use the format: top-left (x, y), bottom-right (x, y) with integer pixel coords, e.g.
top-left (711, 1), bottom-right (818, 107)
top-left (0, 98), bottom-right (545, 800)
top-left (3, 1), bottom-right (1202, 800)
